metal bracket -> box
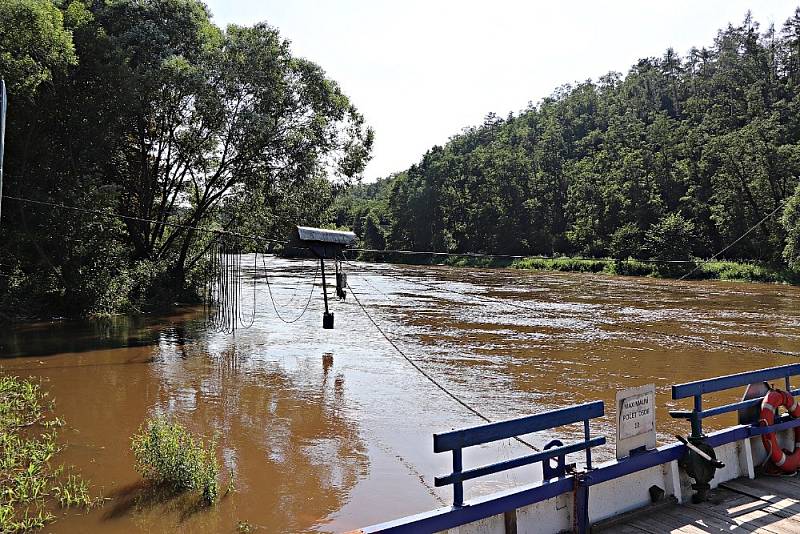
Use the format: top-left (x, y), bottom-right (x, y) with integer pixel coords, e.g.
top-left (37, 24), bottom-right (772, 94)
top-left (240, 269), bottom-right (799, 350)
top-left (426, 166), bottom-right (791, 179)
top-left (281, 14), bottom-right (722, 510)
top-left (677, 434), bottom-right (724, 503)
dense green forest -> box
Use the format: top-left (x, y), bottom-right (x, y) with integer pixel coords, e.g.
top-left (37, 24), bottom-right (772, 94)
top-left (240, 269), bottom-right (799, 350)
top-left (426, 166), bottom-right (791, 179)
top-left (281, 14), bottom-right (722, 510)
top-left (0, 0), bottom-right (373, 319)
top-left (5, 3), bottom-right (800, 320)
top-left (335, 10), bottom-right (800, 273)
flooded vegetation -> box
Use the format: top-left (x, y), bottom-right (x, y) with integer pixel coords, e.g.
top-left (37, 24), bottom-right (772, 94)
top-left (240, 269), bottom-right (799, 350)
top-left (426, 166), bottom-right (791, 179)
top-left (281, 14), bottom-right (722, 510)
top-left (1, 258), bottom-right (799, 532)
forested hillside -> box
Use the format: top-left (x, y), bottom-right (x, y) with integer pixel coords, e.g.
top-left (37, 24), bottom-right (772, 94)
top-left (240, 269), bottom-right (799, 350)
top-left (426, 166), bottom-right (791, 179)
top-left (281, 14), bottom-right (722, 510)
top-left (341, 11), bottom-right (800, 269)
top-left (0, 0), bottom-right (373, 319)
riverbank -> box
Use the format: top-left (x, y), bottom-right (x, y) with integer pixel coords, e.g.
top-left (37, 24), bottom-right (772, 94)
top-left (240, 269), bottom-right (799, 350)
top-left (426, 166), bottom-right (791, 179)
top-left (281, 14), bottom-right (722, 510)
top-left (352, 251), bottom-right (800, 285)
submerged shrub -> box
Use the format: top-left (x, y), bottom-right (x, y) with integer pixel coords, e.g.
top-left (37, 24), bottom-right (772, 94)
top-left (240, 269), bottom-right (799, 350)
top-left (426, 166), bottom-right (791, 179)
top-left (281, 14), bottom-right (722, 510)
top-left (131, 417), bottom-right (220, 504)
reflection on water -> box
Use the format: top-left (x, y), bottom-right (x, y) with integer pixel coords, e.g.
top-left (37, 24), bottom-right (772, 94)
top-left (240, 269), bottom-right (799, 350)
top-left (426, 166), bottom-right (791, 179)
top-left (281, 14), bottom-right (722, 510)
top-left (1, 258), bottom-right (800, 532)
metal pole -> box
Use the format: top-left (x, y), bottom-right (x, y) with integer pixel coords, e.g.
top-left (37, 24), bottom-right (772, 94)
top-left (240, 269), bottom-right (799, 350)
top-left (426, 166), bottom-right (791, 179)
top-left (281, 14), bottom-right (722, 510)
top-left (320, 257), bottom-right (334, 329)
top-left (320, 258), bottom-right (329, 314)
top-left (583, 419), bottom-right (592, 469)
top-left (691, 395), bottom-right (703, 439)
top-left (0, 79), bottom-right (6, 224)
top-left (575, 473), bottom-right (590, 534)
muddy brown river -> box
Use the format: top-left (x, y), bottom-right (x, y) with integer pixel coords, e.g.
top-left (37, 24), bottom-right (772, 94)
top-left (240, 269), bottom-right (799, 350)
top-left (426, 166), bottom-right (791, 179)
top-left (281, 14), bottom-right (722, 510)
top-left (2, 258), bottom-right (799, 533)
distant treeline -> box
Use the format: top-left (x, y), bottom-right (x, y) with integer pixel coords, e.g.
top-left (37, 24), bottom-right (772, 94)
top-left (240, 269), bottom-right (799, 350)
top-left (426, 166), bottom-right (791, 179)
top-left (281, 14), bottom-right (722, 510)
top-left (334, 11), bottom-right (800, 270)
top-left (0, 0), bottom-right (372, 319)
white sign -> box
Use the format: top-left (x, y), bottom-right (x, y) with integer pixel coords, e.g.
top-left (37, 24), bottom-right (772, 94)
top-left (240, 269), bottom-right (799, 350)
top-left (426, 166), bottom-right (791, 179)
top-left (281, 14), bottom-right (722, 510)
top-left (616, 384), bottom-right (656, 459)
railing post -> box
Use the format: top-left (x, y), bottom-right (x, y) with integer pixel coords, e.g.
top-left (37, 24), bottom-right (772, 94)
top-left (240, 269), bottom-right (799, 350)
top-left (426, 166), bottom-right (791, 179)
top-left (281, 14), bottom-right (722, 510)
top-left (574, 472), bottom-right (589, 534)
top-left (453, 448), bottom-right (463, 507)
top-left (583, 419), bottom-right (592, 469)
top-left (690, 394), bottom-right (703, 438)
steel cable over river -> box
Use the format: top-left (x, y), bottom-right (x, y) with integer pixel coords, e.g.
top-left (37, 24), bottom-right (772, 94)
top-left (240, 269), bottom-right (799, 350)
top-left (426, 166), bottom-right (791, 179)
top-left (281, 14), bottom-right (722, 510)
top-left (1, 258), bottom-right (799, 533)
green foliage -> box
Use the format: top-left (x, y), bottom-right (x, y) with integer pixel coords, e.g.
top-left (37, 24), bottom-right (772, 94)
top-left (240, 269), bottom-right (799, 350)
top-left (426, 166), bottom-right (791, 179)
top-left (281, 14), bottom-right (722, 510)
top-left (610, 223), bottom-right (645, 260)
top-left (645, 212), bottom-right (696, 261)
top-left (0, 0), bottom-right (373, 320)
top-left (131, 417), bottom-right (220, 505)
top-left (442, 256), bottom-right (513, 268)
top-left (0, 376), bottom-right (94, 533)
top-left (783, 184), bottom-right (800, 269)
top-left (512, 257), bottom-right (610, 273)
top-left (508, 255), bottom-right (799, 283)
top-left (350, 11), bottom-right (800, 271)
top-left (0, 0), bottom-right (77, 98)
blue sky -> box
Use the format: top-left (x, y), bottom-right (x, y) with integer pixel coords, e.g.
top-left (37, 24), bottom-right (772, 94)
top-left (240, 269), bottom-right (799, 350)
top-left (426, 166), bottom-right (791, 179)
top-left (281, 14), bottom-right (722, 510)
top-left (205, 1), bottom-right (800, 181)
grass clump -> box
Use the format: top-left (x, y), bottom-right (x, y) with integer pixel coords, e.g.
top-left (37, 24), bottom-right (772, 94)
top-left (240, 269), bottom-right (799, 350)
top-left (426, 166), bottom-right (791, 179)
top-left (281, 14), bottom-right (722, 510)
top-left (0, 376), bottom-right (94, 533)
top-left (511, 257), bottom-right (610, 273)
top-left (441, 256), bottom-right (514, 268)
top-left (511, 256), bottom-right (800, 284)
top-left (131, 417), bottom-right (220, 505)
top-left (690, 261), bottom-right (800, 284)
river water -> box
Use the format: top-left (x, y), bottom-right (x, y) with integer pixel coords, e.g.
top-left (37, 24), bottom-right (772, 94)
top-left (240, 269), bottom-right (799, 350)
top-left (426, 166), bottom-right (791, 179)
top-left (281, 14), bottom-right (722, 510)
top-left (1, 258), bottom-right (799, 533)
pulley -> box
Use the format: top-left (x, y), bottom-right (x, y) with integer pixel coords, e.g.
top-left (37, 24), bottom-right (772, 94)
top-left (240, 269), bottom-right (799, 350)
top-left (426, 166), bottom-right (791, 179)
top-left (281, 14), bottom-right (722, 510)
top-left (295, 226), bottom-right (357, 329)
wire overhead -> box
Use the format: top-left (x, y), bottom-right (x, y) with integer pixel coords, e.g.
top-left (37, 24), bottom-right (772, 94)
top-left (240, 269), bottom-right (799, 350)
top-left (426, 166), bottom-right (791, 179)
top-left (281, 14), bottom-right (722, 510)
top-left (678, 199), bottom-right (788, 280)
top-left (261, 253), bottom-right (319, 324)
top-left (8, 192), bottom-right (797, 355)
top-left (8, 193), bottom-right (788, 269)
top-left (5, 194), bottom-right (288, 245)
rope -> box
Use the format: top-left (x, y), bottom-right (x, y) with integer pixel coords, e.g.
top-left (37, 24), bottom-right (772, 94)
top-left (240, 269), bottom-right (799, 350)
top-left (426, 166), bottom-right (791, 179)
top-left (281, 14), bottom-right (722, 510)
top-left (678, 200), bottom-right (788, 280)
top-left (206, 238), bottom-right (260, 334)
top-left (238, 251), bottom-right (257, 329)
top-left (261, 254), bottom-right (318, 324)
top-left (627, 326), bottom-right (800, 358)
top-left (346, 277), bottom-right (540, 452)
top-left (343, 257), bottom-right (550, 314)
top-left (266, 259), bottom-right (308, 308)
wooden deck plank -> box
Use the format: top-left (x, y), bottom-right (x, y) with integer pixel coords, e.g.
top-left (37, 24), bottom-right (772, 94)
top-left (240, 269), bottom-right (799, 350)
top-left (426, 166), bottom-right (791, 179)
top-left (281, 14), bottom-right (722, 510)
top-left (686, 502), bottom-right (798, 534)
top-left (725, 477), bottom-right (800, 502)
top-left (612, 477), bottom-right (800, 534)
top-left (770, 475), bottom-right (800, 491)
top-left (723, 478), bottom-right (800, 521)
top-left (660, 504), bottom-right (763, 533)
top-left (682, 489), bottom-right (795, 534)
top-left (627, 510), bottom-right (725, 534)
top-left (595, 524), bottom-right (651, 534)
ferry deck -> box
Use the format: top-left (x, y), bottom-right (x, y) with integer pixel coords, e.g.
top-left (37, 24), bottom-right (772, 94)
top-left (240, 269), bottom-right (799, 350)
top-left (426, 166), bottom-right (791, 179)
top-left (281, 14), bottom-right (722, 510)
top-left (351, 364), bottom-right (800, 534)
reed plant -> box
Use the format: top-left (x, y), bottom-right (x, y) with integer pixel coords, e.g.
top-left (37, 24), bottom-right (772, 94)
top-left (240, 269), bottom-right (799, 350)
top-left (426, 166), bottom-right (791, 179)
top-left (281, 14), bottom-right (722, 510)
top-left (0, 376), bottom-right (94, 533)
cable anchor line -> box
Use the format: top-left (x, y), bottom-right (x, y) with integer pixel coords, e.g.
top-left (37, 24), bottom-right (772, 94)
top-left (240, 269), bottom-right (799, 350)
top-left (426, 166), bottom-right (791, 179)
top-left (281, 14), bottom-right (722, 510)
top-left (678, 199), bottom-right (788, 281)
top-left (346, 277), bottom-right (540, 453)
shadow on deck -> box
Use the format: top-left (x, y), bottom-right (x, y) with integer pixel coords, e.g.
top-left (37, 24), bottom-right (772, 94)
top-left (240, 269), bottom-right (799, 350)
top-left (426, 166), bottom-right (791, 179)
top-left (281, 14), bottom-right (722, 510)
top-left (607, 475), bottom-right (800, 533)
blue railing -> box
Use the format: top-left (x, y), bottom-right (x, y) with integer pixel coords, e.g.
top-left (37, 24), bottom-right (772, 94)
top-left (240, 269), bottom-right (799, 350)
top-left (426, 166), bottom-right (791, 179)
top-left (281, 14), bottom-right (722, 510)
top-left (433, 401), bottom-right (605, 507)
top-left (360, 364), bottom-right (800, 534)
top-left (670, 363), bottom-right (800, 438)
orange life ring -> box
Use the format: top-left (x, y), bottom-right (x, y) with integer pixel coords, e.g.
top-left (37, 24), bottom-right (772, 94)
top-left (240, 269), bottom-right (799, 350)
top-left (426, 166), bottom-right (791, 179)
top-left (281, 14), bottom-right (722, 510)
top-left (760, 388), bottom-right (800, 472)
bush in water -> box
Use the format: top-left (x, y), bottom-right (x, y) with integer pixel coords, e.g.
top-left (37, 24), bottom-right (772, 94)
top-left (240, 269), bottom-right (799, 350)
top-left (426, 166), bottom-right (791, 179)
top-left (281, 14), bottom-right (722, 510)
top-left (131, 417), bottom-right (220, 505)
